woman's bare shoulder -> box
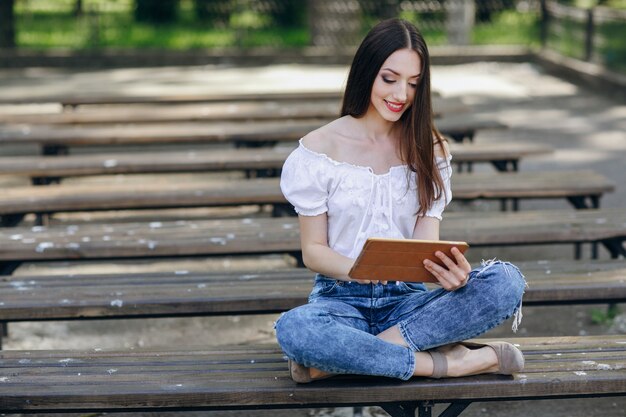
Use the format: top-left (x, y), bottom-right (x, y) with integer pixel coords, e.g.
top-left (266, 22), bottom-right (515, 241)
top-left (433, 136), bottom-right (451, 159)
top-left (301, 118), bottom-right (348, 155)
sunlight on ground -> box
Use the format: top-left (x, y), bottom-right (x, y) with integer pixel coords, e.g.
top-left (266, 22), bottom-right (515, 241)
top-left (587, 131), bottom-right (626, 151)
top-left (551, 149), bottom-right (615, 165)
top-left (432, 63), bottom-right (579, 98)
top-left (433, 73), bottom-right (529, 98)
top-left (0, 64), bottom-right (351, 100)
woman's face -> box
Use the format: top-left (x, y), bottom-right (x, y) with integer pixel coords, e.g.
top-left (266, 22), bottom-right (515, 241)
top-left (368, 48), bottom-right (421, 123)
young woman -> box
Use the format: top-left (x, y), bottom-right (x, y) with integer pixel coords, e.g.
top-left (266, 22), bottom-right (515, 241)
top-left (276, 18), bottom-right (526, 383)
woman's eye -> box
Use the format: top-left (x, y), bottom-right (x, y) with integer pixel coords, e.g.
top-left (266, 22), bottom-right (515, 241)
top-left (409, 83), bottom-right (417, 88)
top-left (382, 77), bottom-right (395, 84)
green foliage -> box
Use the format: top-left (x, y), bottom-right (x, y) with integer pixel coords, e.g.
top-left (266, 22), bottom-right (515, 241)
top-left (597, 20), bottom-right (626, 72)
top-left (473, 10), bottom-right (541, 46)
top-left (134, 0), bottom-right (178, 23)
top-left (590, 304), bottom-right (621, 325)
top-left (546, 10), bottom-right (626, 72)
top-left (9, 2), bottom-right (547, 50)
top-left (271, 0), bottom-right (307, 28)
top-left (396, 9), bottom-right (539, 46)
top-left (230, 10), bottom-right (270, 30)
top-left (15, 4), bottom-right (309, 50)
top-left (193, 0), bottom-right (231, 24)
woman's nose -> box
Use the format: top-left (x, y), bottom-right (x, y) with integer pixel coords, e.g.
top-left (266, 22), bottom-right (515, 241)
top-left (393, 83), bottom-right (408, 102)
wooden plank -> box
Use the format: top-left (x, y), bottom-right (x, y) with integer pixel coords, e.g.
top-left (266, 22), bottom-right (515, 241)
top-left (0, 116), bottom-right (505, 147)
top-left (0, 120), bottom-right (321, 147)
top-left (0, 170), bottom-right (613, 216)
top-left (0, 208), bottom-right (624, 264)
top-left (0, 336), bottom-right (624, 413)
top-left (0, 90), bottom-right (345, 106)
top-left (0, 142), bottom-right (552, 179)
top-left (0, 260), bottom-right (624, 321)
top-left (1, 100), bottom-right (344, 124)
top-left (452, 169), bottom-right (614, 199)
top-left (0, 97), bottom-right (468, 125)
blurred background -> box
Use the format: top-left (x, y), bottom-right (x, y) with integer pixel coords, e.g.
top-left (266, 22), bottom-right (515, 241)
top-left (0, 0), bottom-right (624, 72)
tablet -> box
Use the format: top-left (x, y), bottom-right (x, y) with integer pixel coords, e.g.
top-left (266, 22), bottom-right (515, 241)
top-left (348, 237), bottom-right (469, 283)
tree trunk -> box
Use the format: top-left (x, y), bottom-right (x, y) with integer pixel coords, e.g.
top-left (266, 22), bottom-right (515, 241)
top-left (0, 0), bottom-right (16, 48)
top-left (446, 0), bottom-right (474, 46)
top-left (73, 0), bottom-right (84, 17)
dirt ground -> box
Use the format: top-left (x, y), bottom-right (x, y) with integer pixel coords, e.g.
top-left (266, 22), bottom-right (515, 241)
top-left (0, 61), bottom-right (625, 416)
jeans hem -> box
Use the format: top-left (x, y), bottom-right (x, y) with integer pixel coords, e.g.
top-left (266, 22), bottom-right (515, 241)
top-left (398, 321), bottom-right (420, 352)
top-left (400, 346), bottom-right (415, 380)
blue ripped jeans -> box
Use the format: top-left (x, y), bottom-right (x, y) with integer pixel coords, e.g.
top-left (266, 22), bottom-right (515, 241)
top-left (275, 260), bottom-right (526, 380)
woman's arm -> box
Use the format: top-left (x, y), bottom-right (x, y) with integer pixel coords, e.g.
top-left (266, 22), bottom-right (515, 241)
top-left (298, 213), bottom-right (354, 281)
top-left (299, 213), bottom-right (381, 283)
top-left (412, 215), bottom-right (440, 240)
top-left (413, 216), bottom-right (471, 291)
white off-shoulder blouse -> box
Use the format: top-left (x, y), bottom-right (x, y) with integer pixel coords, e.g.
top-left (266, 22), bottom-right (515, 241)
top-left (280, 140), bottom-right (453, 259)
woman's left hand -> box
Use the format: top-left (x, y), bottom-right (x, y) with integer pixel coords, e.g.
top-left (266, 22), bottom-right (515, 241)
top-left (423, 247), bottom-right (472, 291)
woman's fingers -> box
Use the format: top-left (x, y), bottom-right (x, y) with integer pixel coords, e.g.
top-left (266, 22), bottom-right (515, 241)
top-left (424, 260), bottom-right (455, 291)
top-left (451, 247), bottom-right (472, 273)
top-left (424, 250), bottom-right (471, 291)
top-left (435, 251), bottom-right (463, 275)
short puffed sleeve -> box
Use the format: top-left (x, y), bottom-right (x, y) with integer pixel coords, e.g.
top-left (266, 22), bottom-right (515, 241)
top-left (280, 145), bottom-right (329, 216)
top-left (425, 156), bottom-right (453, 220)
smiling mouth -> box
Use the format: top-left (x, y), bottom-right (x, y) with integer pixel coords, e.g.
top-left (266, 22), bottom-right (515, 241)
top-left (384, 100), bottom-right (404, 113)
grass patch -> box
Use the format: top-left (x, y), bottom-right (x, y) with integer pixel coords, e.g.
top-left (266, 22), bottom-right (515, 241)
top-left (473, 10), bottom-right (541, 46)
top-left (15, 1), bottom-right (540, 50)
top-left (15, 7), bottom-right (309, 50)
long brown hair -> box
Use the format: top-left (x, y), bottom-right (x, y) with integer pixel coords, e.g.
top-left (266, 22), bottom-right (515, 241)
top-left (341, 18), bottom-right (448, 217)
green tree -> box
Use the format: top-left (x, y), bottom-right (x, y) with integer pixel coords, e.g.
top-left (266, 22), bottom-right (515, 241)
top-left (73, 0), bottom-right (83, 17)
top-left (476, 0), bottom-right (516, 23)
top-left (135, 0), bottom-right (179, 23)
top-left (272, 0), bottom-right (307, 28)
top-left (0, 0), bottom-right (15, 48)
top-left (194, 0), bottom-right (232, 24)
top-left (359, 0), bottom-right (400, 20)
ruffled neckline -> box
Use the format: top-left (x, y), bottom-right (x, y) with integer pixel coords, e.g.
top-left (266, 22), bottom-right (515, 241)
top-left (297, 139), bottom-right (451, 177)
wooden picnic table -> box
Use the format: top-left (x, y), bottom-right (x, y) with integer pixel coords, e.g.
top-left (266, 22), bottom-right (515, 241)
top-left (0, 97), bottom-right (468, 125)
top-left (0, 142), bottom-right (552, 182)
top-left (0, 208), bottom-right (624, 275)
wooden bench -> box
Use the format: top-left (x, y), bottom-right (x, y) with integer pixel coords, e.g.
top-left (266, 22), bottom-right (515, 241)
top-left (0, 208), bottom-right (625, 275)
top-left (0, 170), bottom-right (614, 227)
top-left (0, 336), bottom-right (624, 416)
top-left (0, 142), bottom-right (553, 186)
top-left (0, 116), bottom-right (505, 155)
top-left (1, 260), bottom-right (625, 348)
top-left (0, 90), bottom-right (346, 107)
top-left (0, 96), bottom-right (469, 125)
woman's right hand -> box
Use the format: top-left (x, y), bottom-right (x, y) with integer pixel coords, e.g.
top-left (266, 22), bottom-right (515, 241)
top-left (423, 247), bottom-right (471, 291)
